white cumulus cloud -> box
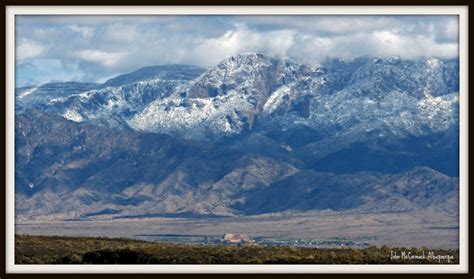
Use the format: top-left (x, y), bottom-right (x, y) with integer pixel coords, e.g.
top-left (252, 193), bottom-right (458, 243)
top-left (192, 25), bottom-right (295, 66)
top-left (68, 24), bottom-right (95, 40)
top-left (75, 49), bottom-right (127, 68)
top-left (15, 15), bottom-right (460, 86)
top-left (16, 40), bottom-right (45, 60)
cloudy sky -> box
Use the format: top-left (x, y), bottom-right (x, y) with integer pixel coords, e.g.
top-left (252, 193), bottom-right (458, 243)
top-left (15, 15), bottom-right (458, 87)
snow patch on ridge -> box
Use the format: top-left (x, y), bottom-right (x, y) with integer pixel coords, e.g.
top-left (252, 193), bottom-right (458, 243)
top-left (63, 109), bottom-right (84, 122)
top-left (18, 87), bottom-right (38, 99)
top-left (263, 85), bottom-right (291, 113)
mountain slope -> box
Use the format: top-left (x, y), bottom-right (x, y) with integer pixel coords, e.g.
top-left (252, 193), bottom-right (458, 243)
top-left (25, 65), bottom-right (206, 129)
top-left (16, 82), bottom-right (100, 108)
top-left (234, 167), bottom-right (458, 215)
top-left (100, 64), bottom-right (206, 88)
top-left (16, 54), bottom-right (458, 146)
top-left (128, 54), bottom-right (458, 142)
top-left (14, 54), bottom-right (460, 221)
top-left (15, 110), bottom-right (458, 220)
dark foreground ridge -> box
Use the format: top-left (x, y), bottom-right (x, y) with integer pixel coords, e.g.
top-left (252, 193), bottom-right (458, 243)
top-left (16, 235), bottom-right (459, 264)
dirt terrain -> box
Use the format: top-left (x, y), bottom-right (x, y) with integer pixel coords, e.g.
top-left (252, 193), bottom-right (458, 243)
top-left (16, 209), bottom-right (459, 249)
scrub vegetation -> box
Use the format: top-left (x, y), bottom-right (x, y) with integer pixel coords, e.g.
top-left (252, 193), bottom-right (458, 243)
top-left (15, 235), bottom-right (459, 264)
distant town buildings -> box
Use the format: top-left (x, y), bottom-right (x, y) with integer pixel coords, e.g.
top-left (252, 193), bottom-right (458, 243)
top-left (222, 233), bottom-right (254, 244)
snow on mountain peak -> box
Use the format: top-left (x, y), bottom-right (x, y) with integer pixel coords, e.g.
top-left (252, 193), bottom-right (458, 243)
top-left (16, 54), bottom-right (459, 142)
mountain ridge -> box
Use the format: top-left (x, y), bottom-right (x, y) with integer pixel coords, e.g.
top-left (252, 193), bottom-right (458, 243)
top-left (14, 53), bottom-right (460, 221)
top-left (15, 109), bottom-right (458, 220)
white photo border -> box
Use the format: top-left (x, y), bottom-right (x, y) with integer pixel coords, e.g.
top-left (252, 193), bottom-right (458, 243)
top-left (5, 5), bottom-right (469, 274)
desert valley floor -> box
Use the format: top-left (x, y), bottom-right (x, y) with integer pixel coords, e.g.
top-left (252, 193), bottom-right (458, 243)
top-left (16, 209), bottom-right (458, 249)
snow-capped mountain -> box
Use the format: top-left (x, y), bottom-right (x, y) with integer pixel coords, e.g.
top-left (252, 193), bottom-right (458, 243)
top-left (100, 64), bottom-right (206, 88)
top-left (261, 56), bottom-right (458, 135)
top-left (14, 53), bottom-right (460, 220)
top-left (126, 54), bottom-right (459, 141)
top-left (17, 53), bottom-right (458, 143)
top-left (16, 82), bottom-right (100, 106)
top-left (21, 65), bottom-right (206, 127)
top-left (129, 54), bottom-right (315, 138)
